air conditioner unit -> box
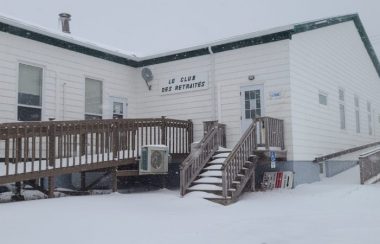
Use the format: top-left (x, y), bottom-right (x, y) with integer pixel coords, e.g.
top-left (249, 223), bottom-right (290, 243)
top-left (139, 145), bottom-right (169, 175)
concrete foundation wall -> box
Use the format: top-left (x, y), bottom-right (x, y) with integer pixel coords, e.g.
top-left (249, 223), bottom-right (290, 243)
top-left (325, 160), bottom-right (358, 177)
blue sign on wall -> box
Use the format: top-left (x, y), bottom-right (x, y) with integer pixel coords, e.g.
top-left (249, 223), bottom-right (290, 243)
top-left (270, 151), bottom-right (276, 169)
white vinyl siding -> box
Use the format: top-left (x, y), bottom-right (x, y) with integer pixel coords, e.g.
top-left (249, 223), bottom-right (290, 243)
top-left (0, 31), bottom-right (138, 123)
top-left (134, 40), bottom-right (292, 155)
top-left (290, 21), bottom-right (380, 161)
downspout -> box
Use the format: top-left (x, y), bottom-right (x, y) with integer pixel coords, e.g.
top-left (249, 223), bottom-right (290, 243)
top-left (62, 82), bottom-right (67, 120)
top-left (54, 72), bottom-right (59, 119)
top-left (208, 46), bottom-right (218, 122)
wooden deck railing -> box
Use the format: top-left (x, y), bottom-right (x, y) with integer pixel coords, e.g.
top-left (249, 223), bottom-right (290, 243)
top-left (221, 117), bottom-right (284, 198)
top-left (255, 117), bottom-right (285, 150)
top-left (221, 119), bottom-right (257, 198)
top-left (0, 117), bottom-right (193, 183)
top-left (203, 121), bottom-right (226, 148)
top-left (180, 123), bottom-right (225, 196)
top-left (359, 148), bottom-right (380, 184)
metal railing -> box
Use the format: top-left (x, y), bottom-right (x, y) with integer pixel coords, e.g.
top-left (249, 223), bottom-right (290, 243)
top-left (359, 148), bottom-right (380, 184)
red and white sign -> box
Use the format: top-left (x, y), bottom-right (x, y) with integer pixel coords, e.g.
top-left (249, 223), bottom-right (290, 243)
top-left (262, 171), bottom-right (294, 190)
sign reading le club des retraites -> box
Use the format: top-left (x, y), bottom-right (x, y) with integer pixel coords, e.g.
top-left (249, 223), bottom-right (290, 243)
top-left (160, 72), bottom-right (209, 95)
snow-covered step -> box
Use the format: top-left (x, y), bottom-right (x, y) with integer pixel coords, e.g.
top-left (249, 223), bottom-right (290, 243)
top-left (200, 170), bottom-right (222, 177)
top-left (188, 184), bottom-right (222, 191)
top-left (216, 147), bottom-right (232, 154)
top-left (185, 191), bottom-right (225, 199)
top-left (218, 146), bottom-right (232, 152)
top-left (208, 158), bottom-right (225, 165)
top-left (194, 177), bottom-right (222, 184)
top-left (204, 164), bottom-right (222, 170)
top-left (213, 153), bottom-right (230, 159)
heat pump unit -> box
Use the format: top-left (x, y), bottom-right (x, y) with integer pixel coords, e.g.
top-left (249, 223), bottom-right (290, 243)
top-left (139, 145), bottom-right (169, 175)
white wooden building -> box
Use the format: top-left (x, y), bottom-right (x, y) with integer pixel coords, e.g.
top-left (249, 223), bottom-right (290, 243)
top-left (0, 13), bottom-right (379, 186)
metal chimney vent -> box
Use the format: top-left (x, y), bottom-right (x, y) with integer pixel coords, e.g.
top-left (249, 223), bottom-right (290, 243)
top-left (59, 13), bottom-right (71, 33)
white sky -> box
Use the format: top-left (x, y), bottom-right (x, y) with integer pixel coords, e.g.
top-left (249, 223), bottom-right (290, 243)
top-left (0, 0), bottom-right (379, 56)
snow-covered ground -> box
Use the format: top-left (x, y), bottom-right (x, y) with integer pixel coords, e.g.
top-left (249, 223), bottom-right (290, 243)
top-left (0, 166), bottom-right (379, 244)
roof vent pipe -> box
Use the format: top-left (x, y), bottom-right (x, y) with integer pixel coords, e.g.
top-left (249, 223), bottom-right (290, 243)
top-left (59, 13), bottom-right (71, 33)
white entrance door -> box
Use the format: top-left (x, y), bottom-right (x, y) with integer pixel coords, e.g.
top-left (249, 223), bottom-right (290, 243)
top-left (240, 85), bottom-right (264, 133)
top-left (110, 97), bottom-right (128, 119)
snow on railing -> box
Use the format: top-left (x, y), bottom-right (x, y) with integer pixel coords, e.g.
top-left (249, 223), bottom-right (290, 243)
top-left (180, 123), bottom-right (224, 196)
top-left (0, 117), bottom-right (193, 183)
top-left (221, 117), bottom-right (284, 198)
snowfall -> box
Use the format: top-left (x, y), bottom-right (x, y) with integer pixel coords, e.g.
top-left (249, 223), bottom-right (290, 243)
top-left (0, 166), bottom-right (379, 244)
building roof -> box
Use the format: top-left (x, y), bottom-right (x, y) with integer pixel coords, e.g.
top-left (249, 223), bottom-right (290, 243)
top-left (0, 13), bottom-right (379, 76)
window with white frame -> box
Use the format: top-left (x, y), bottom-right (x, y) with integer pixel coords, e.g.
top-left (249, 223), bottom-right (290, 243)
top-left (367, 101), bottom-right (373, 135)
top-left (354, 96), bottom-right (360, 133)
top-left (113, 102), bottom-right (124, 119)
top-left (18, 63), bottom-right (43, 121)
top-left (85, 78), bottom-right (103, 120)
top-left (318, 91), bottom-right (328, 105)
top-left (339, 88), bottom-right (345, 130)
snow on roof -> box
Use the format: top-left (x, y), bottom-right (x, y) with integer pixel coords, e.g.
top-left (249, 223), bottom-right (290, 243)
top-left (0, 11), bottom-right (378, 77)
top-left (140, 24), bottom-right (294, 60)
top-left (0, 11), bottom-right (294, 61)
top-left (0, 12), bottom-right (138, 60)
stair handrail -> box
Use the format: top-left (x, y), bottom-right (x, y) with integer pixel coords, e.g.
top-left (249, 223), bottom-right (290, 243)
top-left (221, 119), bottom-right (257, 198)
top-left (180, 123), bottom-right (223, 196)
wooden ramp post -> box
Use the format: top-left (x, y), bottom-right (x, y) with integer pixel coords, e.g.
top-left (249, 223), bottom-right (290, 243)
top-left (48, 176), bottom-right (55, 198)
top-left (80, 172), bottom-right (86, 191)
top-left (112, 167), bottom-right (118, 192)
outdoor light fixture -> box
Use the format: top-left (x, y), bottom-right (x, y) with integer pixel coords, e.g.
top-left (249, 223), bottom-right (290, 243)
top-left (248, 75), bottom-right (255, 81)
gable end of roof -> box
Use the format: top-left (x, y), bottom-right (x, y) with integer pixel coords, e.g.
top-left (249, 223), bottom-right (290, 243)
top-left (293, 14), bottom-right (380, 77)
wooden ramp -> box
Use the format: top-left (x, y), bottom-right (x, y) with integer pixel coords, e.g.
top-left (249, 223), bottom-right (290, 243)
top-left (0, 118), bottom-right (193, 195)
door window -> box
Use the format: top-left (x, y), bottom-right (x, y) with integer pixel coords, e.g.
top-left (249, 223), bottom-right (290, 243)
top-left (241, 85), bottom-right (264, 133)
top-left (244, 90), bottom-right (261, 120)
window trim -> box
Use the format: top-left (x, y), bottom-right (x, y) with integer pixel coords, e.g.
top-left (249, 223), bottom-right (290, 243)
top-left (367, 101), bottom-right (373, 136)
top-left (16, 61), bottom-right (45, 121)
top-left (318, 90), bottom-right (328, 106)
top-left (354, 95), bottom-right (360, 133)
top-left (338, 88), bottom-right (346, 130)
top-left (84, 76), bottom-right (103, 119)
top-left (110, 96), bottom-right (128, 119)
